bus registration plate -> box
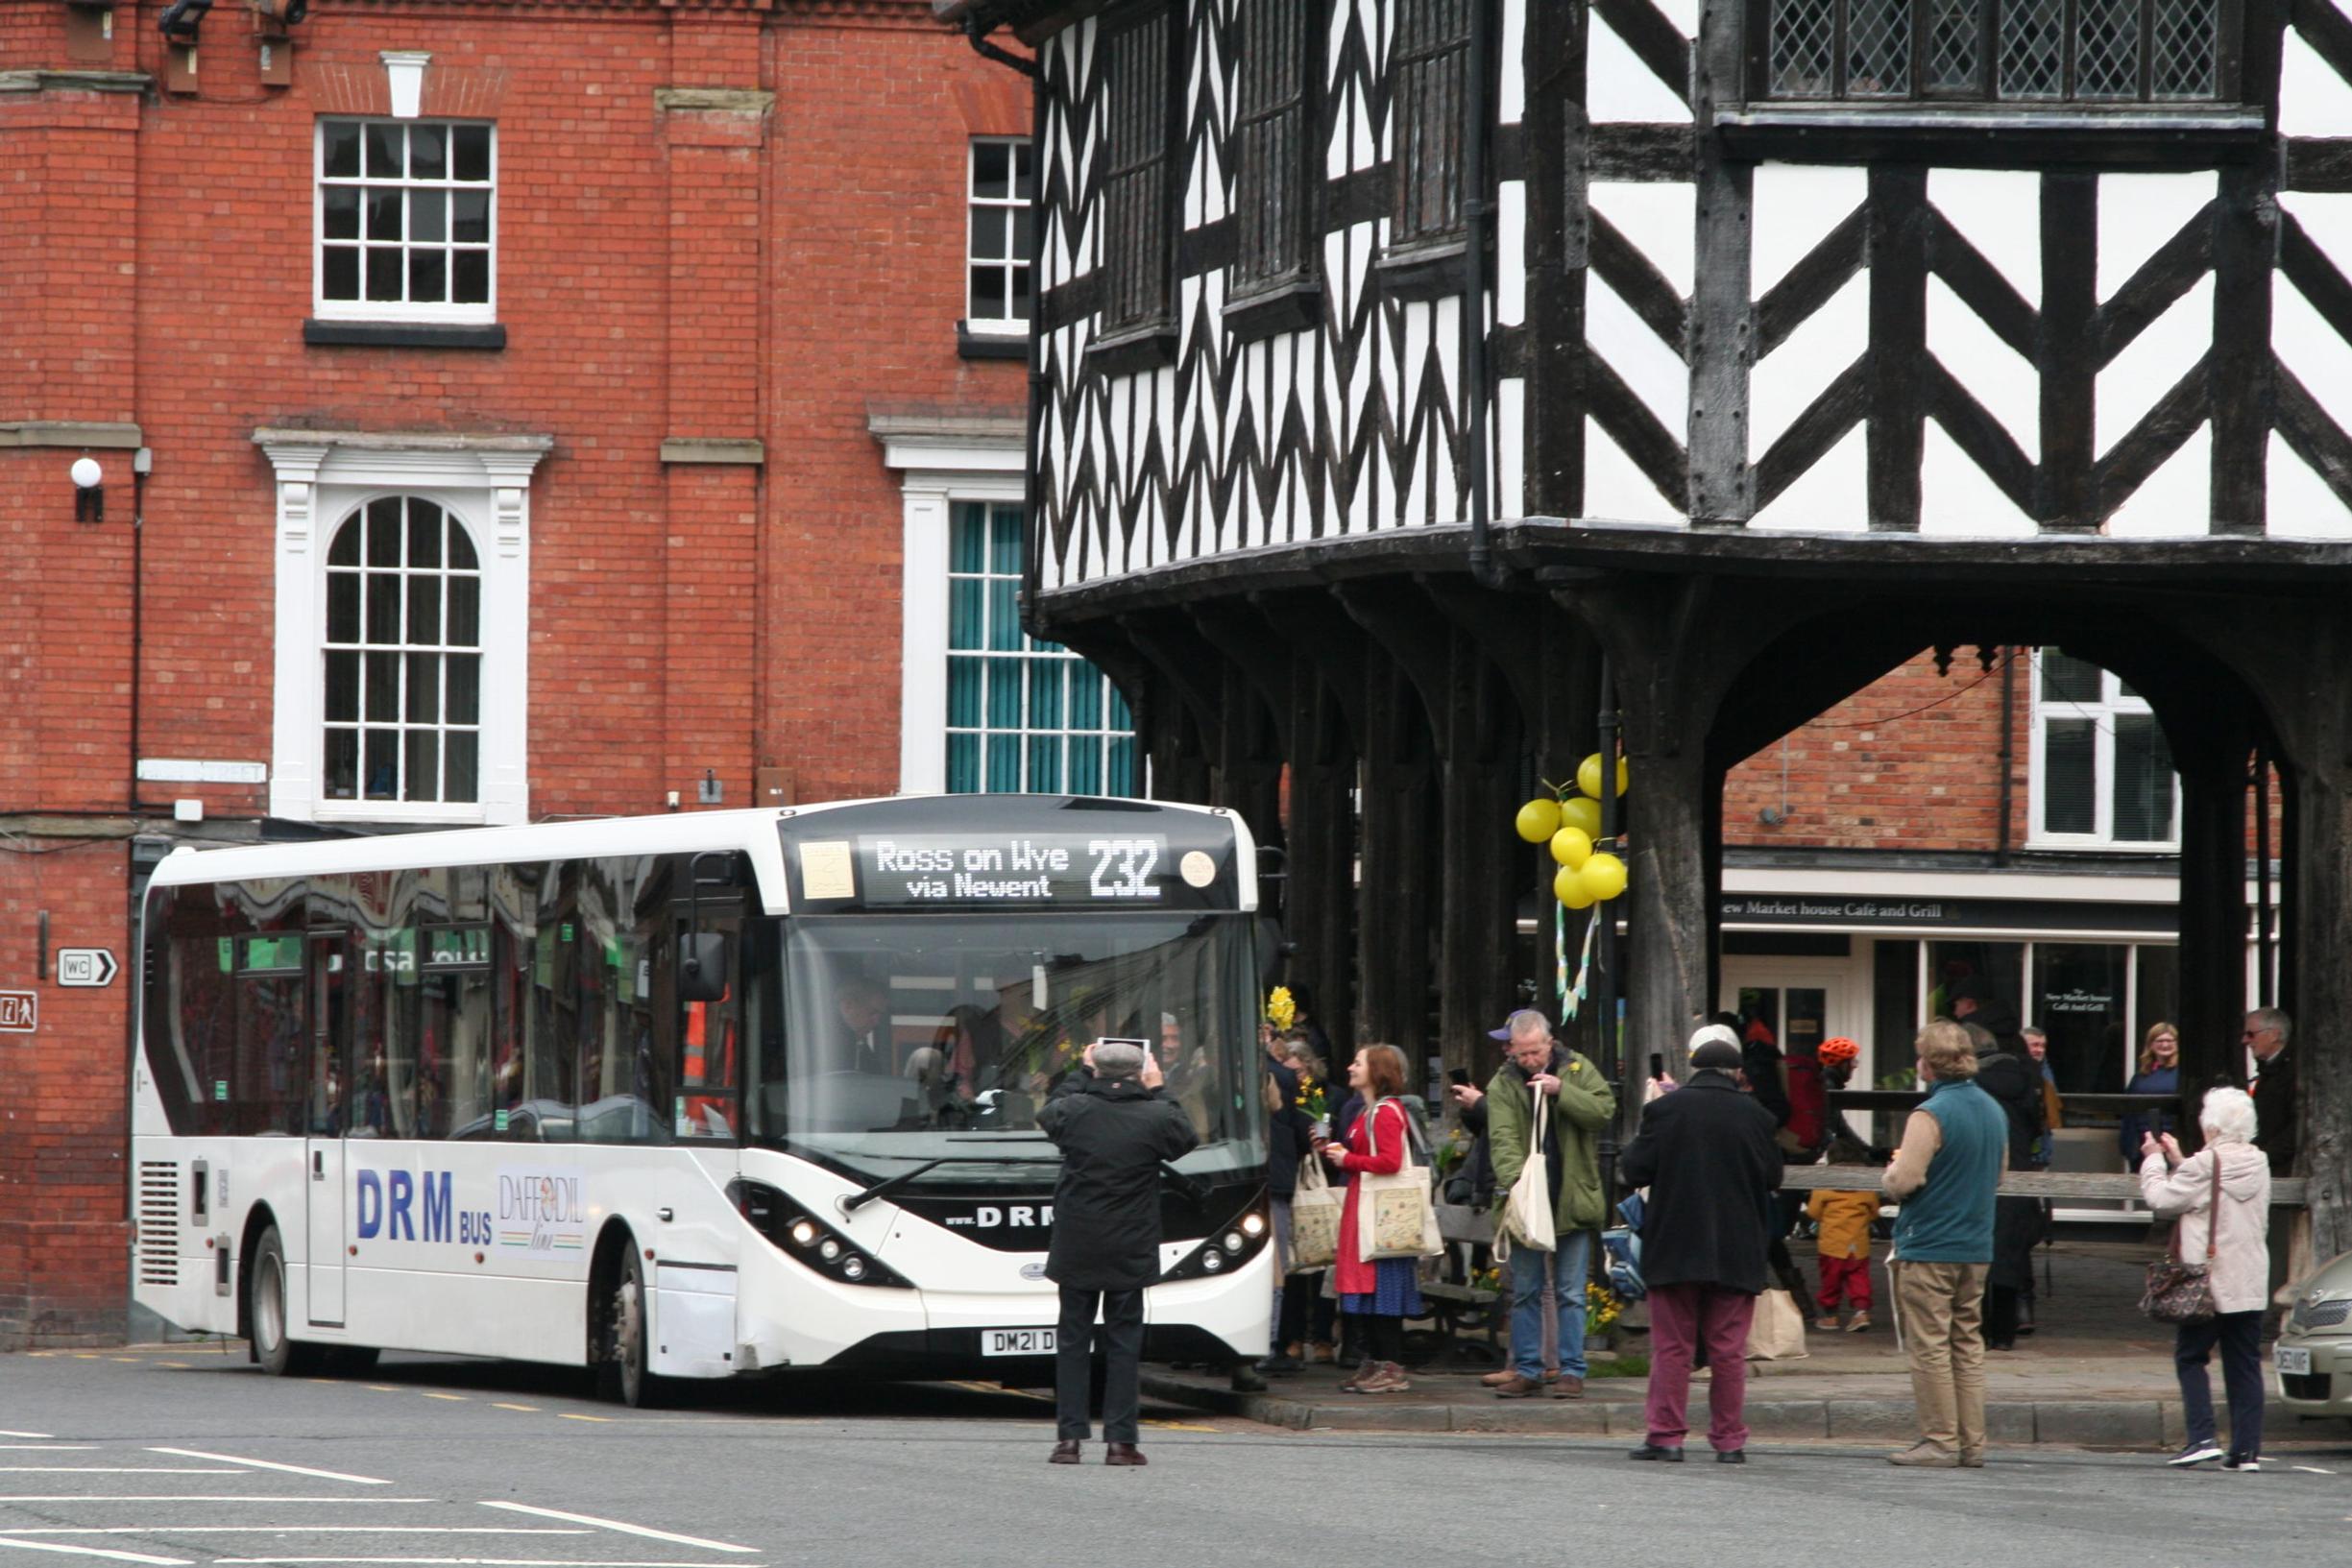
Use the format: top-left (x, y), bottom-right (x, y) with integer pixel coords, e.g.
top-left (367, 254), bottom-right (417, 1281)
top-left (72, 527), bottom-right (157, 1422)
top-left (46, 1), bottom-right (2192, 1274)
top-left (2277, 1345), bottom-right (2311, 1376)
top-left (983, 1328), bottom-right (1055, 1357)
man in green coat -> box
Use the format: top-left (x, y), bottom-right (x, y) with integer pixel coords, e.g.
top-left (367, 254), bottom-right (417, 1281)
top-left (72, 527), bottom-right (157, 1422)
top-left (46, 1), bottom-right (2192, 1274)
top-left (1485, 1008), bottom-right (1617, 1398)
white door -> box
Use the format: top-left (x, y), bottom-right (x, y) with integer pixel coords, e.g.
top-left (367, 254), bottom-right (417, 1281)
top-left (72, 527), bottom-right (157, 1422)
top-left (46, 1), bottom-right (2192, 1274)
top-left (1716, 963), bottom-right (1851, 1069)
top-left (305, 931), bottom-right (347, 1326)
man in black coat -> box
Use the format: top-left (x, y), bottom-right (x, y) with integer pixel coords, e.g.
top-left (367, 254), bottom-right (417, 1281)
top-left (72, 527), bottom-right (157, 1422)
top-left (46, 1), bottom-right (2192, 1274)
top-left (1619, 1027), bottom-right (1784, 1463)
top-left (1036, 1039), bottom-right (1199, 1466)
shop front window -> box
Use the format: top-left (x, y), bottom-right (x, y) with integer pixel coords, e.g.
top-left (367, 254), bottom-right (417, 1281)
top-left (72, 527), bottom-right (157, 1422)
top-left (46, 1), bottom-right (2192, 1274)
top-left (1928, 941), bottom-right (2024, 1033)
top-left (2033, 942), bottom-right (2131, 1095)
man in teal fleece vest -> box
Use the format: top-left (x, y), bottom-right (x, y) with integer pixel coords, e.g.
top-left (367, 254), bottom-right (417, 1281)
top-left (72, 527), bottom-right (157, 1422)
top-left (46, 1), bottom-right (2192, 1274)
top-left (1881, 1019), bottom-right (2007, 1468)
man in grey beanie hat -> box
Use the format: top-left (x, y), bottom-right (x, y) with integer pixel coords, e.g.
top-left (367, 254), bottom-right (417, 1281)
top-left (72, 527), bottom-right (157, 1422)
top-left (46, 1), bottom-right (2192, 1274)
top-left (1037, 1040), bottom-right (1198, 1466)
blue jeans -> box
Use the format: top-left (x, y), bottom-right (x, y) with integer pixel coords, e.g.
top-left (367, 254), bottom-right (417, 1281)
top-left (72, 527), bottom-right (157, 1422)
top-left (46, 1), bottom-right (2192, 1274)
top-left (1510, 1228), bottom-right (1590, 1381)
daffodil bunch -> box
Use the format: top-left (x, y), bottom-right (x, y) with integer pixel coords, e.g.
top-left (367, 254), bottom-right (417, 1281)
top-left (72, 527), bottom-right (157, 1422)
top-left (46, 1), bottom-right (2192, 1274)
top-left (1266, 986), bottom-right (1297, 1030)
top-left (1586, 1280), bottom-right (1623, 1337)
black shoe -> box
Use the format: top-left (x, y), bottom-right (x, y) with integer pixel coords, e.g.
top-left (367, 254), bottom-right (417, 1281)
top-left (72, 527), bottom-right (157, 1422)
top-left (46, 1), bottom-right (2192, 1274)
top-left (1336, 1349), bottom-right (1364, 1370)
top-left (1628, 1444), bottom-right (1685, 1462)
top-left (1049, 1439), bottom-right (1081, 1465)
top-left (1716, 1449), bottom-right (1747, 1464)
top-left (1259, 1354), bottom-right (1304, 1377)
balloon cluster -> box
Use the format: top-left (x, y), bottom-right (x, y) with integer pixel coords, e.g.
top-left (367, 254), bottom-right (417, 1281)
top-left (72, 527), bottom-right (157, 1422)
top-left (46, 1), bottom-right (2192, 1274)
top-left (1515, 752), bottom-right (1629, 910)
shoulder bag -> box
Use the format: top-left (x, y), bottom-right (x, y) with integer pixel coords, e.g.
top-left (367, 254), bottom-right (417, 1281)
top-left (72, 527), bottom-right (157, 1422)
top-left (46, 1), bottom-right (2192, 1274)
top-left (1289, 1148), bottom-right (1342, 1271)
top-left (1493, 1084), bottom-right (1557, 1259)
top-left (1356, 1098), bottom-right (1444, 1261)
top-left (2139, 1153), bottom-right (2223, 1325)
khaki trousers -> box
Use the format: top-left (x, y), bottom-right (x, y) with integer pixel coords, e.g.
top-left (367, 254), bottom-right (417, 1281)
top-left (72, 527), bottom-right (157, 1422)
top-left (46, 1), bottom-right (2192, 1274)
top-left (1892, 1259), bottom-right (1990, 1457)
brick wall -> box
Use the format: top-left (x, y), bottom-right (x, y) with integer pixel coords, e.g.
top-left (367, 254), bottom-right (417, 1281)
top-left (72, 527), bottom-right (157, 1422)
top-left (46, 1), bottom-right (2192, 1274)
top-left (0, 1), bottom-right (1026, 1345)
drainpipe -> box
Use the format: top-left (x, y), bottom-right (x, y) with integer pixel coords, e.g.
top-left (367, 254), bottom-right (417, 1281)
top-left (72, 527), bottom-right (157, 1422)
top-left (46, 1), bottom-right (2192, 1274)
top-left (1995, 645), bottom-right (2016, 866)
top-left (1463, 0), bottom-right (1504, 589)
top-left (963, 15), bottom-right (1038, 78)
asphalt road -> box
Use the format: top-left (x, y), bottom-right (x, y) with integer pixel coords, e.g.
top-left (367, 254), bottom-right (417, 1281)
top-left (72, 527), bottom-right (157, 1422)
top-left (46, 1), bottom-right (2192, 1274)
top-left (3, 1345), bottom-right (2348, 1568)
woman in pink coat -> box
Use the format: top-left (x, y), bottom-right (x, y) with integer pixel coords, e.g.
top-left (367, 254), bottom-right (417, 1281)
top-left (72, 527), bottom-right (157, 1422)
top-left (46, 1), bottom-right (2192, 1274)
top-left (2139, 1086), bottom-right (2271, 1471)
top-left (1318, 1043), bottom-right (1422, 1393)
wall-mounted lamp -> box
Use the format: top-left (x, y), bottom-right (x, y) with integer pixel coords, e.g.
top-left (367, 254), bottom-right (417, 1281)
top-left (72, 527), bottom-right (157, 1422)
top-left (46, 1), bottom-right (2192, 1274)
top-left (157, 0), bottom-right (210, 40)
top-left (71, 456), bottom-right (104, 523)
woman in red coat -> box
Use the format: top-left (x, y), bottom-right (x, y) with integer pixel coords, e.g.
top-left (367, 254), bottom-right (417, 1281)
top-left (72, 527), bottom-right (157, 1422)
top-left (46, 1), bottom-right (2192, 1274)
top-left (1318, 1042), bottom-right (1423, 1393)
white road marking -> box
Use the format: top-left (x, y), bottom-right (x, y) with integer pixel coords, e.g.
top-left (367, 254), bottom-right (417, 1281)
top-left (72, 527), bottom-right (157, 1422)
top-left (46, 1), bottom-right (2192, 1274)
top-left (0, 1501), bottom-right (433, 1508)
top-left (0, 1541), bottom-right (188, 1566)
top-left (0, 1449), bottom-right (95, 1453)
top-left (0, 1472), bottom-right (237, 1477)
top-left (2292, 1464), bottom-right (2337, 1474)
top-left (216, 1560), bottom-right (763, 1566)
top-left (146, 1452), bottom-right (390, 1486)
top-left (0, 1532), bottom-right (585, 1539)
top-left (475, 1506), bottom-right (755, 1556)
top-left (0, 1434), bottom-right (55, 1441)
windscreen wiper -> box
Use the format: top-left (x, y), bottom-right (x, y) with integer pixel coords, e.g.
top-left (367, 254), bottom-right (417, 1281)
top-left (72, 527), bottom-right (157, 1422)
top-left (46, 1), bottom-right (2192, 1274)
top-left (1160, 1164), bottom-right (1208, 1203)
top-left (841, 1158), bottom-right (946, 1212)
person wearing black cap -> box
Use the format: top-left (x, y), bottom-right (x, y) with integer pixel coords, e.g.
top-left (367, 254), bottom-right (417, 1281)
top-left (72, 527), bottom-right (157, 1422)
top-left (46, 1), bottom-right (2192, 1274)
top-left (1619, 1025), bottom-right (1784, 1463)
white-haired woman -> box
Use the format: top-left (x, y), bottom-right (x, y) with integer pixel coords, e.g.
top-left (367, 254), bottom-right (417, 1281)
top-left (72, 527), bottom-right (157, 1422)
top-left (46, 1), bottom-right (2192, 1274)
top-left (2139, 1086), bottom-right (2271, 1471)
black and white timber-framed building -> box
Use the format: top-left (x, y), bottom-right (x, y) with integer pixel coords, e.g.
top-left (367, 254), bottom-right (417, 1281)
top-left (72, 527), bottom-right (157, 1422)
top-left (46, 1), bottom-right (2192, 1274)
top-left (939, 0), bottom-right (2352, 1253)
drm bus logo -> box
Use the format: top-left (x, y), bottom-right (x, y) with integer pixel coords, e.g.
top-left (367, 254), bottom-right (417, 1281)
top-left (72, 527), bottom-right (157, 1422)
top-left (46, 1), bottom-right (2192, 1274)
top-left (354, 1170), bottom-right (492, 1245)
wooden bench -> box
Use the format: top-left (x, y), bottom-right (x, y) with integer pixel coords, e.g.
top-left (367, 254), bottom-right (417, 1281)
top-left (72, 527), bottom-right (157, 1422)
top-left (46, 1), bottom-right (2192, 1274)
top-left (1775, 1165), bottom-right (2308, 1205)
top-left (1418, 1278), bottom-right (1505, 1366)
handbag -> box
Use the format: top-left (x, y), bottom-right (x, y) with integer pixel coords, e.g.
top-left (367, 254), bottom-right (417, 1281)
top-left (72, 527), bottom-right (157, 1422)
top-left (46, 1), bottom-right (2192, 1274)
top-left (1289, 1150), bottom-right (1341, 1271)
top-left (1355, 1098), bottom-right (1444, 1262)
top-left (1495, 1085), bottom-right (1557, 1258)
top-left (2140, 1153), bottom-right (2223, 1324)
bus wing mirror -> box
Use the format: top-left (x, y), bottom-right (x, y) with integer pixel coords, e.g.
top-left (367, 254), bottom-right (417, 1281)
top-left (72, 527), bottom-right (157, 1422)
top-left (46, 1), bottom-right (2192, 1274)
top-left (1254, 916), bottom-right (1292, 988)
top-left (678, 932), bottom-right (729, 1003)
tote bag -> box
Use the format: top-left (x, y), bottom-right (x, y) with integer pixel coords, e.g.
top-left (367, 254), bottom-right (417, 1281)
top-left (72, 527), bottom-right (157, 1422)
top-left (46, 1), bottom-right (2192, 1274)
top-left (1494, 1088), bottom-right (1557, 1258)
top-left (1289, 1151), bottom-right (1342, 1271)
top-left (1356, 1098), bottom-right (1445, 1262)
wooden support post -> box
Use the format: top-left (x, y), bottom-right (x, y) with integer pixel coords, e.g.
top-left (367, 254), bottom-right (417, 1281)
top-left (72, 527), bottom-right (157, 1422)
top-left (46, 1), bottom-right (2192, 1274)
top-left (1524, 0), bottom-right (1588, 518)
top-left (1436, 634), bottom-right (1524, 1086)
top-left (1355, 646), bottom-right (1438, 1065)
top-left (2036, 174), bottom-right (2098, 530)
top-left (2175, 752), bottom-right (2251, 1105)
top-left (1278, 644), bottom-right (1361, 1059)
top-left (2294, 759), bottom-right (2352, 1261)
top-left (1687, 0), bottom-right (1753, 526)
top-left (1865, 166), bottom-right (1928, 532)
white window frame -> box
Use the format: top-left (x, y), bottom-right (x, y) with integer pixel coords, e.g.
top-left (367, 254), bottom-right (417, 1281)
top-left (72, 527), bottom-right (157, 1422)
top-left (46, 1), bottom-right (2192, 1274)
top-left (259, 431), bottom-right (549, 827)
top-left (2025, 648), bottom-right (2183, 850)
top-left (875, 418), bottom-right (1027, 792)
top-left (313, 117), bottom-right (497, 326)
top-left (963, 136), bottom-right (1033, 339)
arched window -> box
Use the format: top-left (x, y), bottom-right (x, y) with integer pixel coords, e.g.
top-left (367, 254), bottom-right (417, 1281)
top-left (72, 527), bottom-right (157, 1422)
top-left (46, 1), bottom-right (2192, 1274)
top-left (322, 496), bottom-right (483, 804)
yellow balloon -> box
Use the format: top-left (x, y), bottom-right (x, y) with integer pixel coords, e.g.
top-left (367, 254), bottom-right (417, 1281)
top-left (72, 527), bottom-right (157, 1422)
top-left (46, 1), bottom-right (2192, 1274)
top-left (1549, 826), bottom-right (1593, 869)
top-left (1515, 797), bottom-right (1564, 844)
top-left (1558, 795), bottom-right (1602, 839)
top-left (1554, 865), bottom-right (1597, 909)
top-left (1577, 752), bottom-right (1631, 800)
top-left (1579, 852), bottom-right (1628, 903)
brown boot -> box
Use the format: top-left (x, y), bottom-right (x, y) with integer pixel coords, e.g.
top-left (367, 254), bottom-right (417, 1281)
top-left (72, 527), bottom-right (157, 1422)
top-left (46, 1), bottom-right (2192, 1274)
top-left (1048, 1439), bottom-right (1081, 1465)
top-left (1355, 1361), bottom-right (1411, 1393)
top-left (1103, 1442), bottom-right (1147, 1466)
top-left (1551, 1373), bottom-right (1586, 1400)
top-left (1480, 1368), bottom-right (1520, 1387)
top-left (1491, 1373), bottom-right (1542, 1399)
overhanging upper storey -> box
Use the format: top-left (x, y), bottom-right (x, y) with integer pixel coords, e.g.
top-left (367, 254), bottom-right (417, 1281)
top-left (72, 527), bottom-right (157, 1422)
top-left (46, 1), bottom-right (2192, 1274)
top-left (949, 0), bottom-right (2352, 615)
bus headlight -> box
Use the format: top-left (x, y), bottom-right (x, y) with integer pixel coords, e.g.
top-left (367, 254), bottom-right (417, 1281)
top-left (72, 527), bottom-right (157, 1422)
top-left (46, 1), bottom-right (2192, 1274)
top-left (1200, 1250), bottom-right (1224, 1271)
top-left (1239, 1213), bottom-right (1267, 1239)
top-left (728, 1178), bottom-right (913, 1290)
top-left (1155, 1191), bottom-right (1274, 1284)
top-left (1222, 1232), bottom-right (1245, 1254)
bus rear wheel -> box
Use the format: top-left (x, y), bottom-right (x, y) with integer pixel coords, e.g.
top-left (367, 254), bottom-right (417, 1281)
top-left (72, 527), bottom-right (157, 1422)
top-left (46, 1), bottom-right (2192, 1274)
top-left (597, 1246), bottom-right (665, 1409)
top-left (249, 1226), bottom-right (327, 1378)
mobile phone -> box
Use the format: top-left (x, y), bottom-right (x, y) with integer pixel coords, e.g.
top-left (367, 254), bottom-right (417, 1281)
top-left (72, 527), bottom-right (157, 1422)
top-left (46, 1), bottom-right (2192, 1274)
top-left (1095, 1036), bottom-right (1152, 1051)
top-left (1447, 1068), bottom-right (1472, 1086)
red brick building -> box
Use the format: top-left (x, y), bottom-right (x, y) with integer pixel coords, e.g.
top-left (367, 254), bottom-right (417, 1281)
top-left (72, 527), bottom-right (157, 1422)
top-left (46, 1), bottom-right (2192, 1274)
top-left (0, 0), bottom-right (1068, 1345)
top-left (1714, 648), bottom-right (2276, 1119)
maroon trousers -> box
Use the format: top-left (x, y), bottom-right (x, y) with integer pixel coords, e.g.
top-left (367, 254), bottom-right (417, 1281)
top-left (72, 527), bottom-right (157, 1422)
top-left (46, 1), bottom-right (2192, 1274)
top-left (1817, 1254), bottom-right (1872, 1314)
top-left (1644, 1282), bottom-right (1758, 1452)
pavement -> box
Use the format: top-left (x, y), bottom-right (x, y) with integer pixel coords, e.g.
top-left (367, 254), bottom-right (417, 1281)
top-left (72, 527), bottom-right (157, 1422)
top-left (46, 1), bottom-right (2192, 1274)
top-left (1144, 1239), bottom-right (2352, 1451)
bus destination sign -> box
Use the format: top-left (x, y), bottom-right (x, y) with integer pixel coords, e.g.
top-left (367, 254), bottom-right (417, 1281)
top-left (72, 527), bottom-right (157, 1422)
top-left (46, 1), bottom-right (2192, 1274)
top-left (796, 831), bottom-right (1226, 909)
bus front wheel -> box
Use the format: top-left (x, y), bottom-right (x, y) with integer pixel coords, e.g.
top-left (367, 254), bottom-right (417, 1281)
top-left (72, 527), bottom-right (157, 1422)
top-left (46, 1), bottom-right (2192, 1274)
top-left (249, 1226), bottom-right (326, 1378)
top-left (597, 1247), bottom-right (664, 1409)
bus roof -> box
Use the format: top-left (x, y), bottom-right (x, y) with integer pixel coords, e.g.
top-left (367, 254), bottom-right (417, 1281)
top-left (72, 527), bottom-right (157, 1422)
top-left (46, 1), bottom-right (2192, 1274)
top-left (146, 795), bottom-right (1251, 915)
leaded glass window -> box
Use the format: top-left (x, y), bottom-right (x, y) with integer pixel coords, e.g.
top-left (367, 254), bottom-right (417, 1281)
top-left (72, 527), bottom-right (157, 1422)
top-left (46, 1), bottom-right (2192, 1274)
top-left (1234, 0), bottom-right (1317, 290)
top-left (945, 502), bottom-right (1137, 796)
top-left (1101, 3), bottom-right (1176, 333)
top-left (967, 138), bottom-right (1034, 329)
top-left (323, 497), bottom-right (482, 805)
top-left (1757, 0), bottom-right (2232, 100)
top-left (1393, 0), bottom-right (1473, 248)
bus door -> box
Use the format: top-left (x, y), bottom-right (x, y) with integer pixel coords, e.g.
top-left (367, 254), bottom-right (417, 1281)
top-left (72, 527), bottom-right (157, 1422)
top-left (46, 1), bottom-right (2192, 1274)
top-left (305, 930), bottom-right (349, 1326)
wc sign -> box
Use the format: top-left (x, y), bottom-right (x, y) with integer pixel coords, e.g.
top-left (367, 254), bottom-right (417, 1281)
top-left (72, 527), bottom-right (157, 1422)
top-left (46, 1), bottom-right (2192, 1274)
top-left (57, 949), bottom-right (118, 988)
